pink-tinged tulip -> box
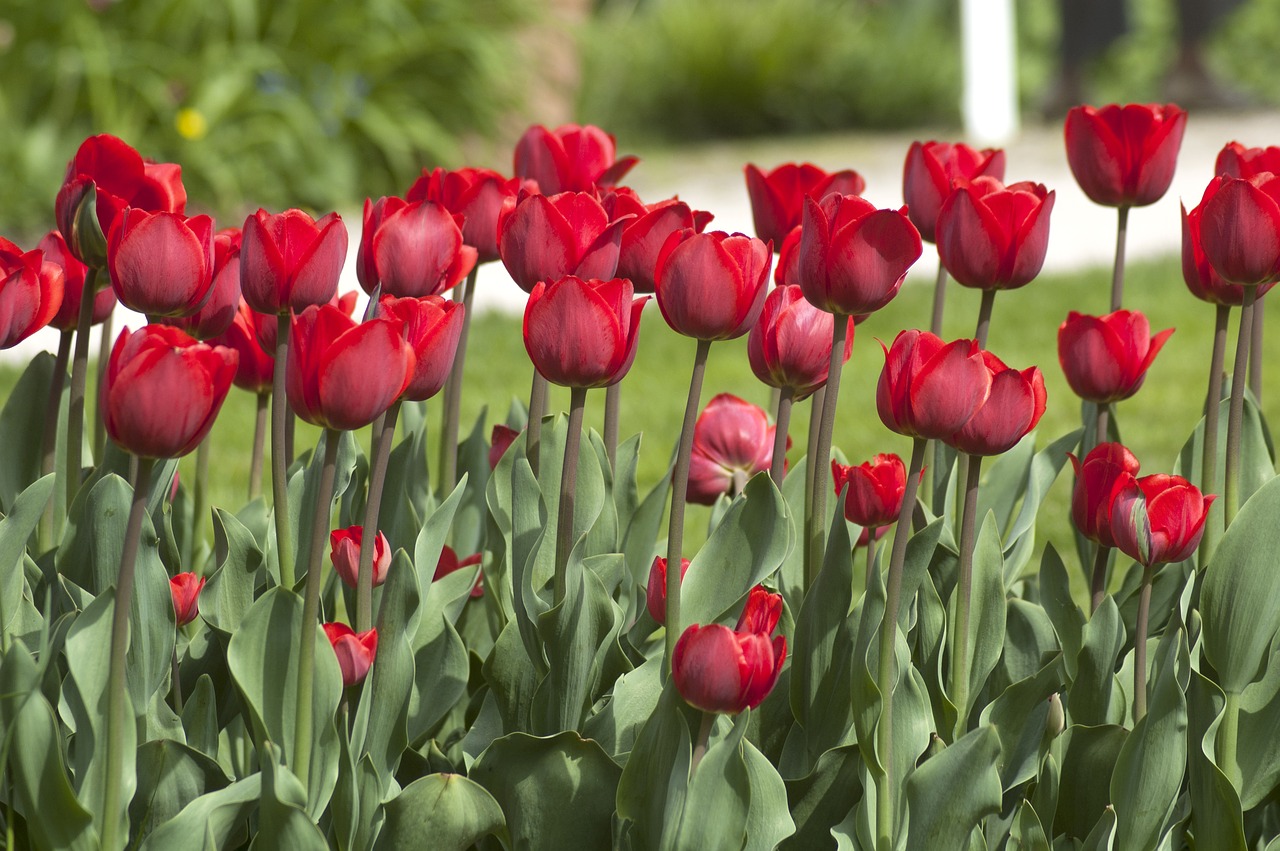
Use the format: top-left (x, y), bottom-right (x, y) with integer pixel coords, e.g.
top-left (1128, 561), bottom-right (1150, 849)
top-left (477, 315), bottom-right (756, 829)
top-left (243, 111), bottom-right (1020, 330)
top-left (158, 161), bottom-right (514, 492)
top-left (408, 167), bottom-right (522, 263)
top-left (380, 295), bottom-right (466, 401)
top-left (686, 394), bottom-right (777, 505)
top-left (523, 276), bottom-right (647, 389)
top-left (1069, 442), bottom-right (1140, 548)
top-left (876, 330), bottom-right (992, 441)
top-left (323, 623), bottom-right (378, 687)
top-left (832, 454), bottom-right (907, 532)
top-left (949, 351), bottom-right (1047, 456)
top-left (1064, 103), bottom-right (1187, 208)
top-left (1109, 473), bottom-right (1215, 566)
top-left (41, 230), bottom-right (115, 331)
top-left (1216, 142), bottom-right (1280, 180)
top-left (513, 123), bottom-right (638, 195)
top-left (735, 585), bottom-right (783, 635)
top-left (1197, 174), bottom-right (1280, 286)
top-left (161, 228), bottom-right (242, 339)
top-left (106, 208), bottom-right (214, 318)
top-left (672, 623), bottom-right (786, 714)
top-left (798, 194), bottom-right (922, 315)
top-left (1181, 201), bottom-right (1277, 306)
top-left (903, 141), bottom-right (1007, 243)
top-left (748, 284), bottom-right (855, 400)
top-left (240, 208), bottom-right (347, 314)
top-left (608, 188), bottom-right (713, 293)
top-left (212, 300), bottom-right (275, 394)
top-left (434, 546), bottom-right (485, 597)
top-left (744, 162), bottom-right (866, 246)
top-left (56, 134), bottom-right (187, 266)
top-left (655, 230), bottom-right (771, 340)
top-left (357, 196), bottom-right (477, 298)
top-left (646, 556), bottom-right (690, 625)
top-left (498, 190), bottom-right (628, 293)
top-left (330, 526), bottom-right (391, 589)
top-left (170, 572), bottom-right (205, 627)
top-left (102, 325), bottom-right (238, 458)
top-left (489, 424), bottom-right (519, 470)
top-left (286, 304), bottom-right (413, 431)
top-left (1057, 310), bottom-right (1173, 404)
top-left (0, 239), bottom-right (64, 349)
top-left (936, 178), bottom-right (1055, 291)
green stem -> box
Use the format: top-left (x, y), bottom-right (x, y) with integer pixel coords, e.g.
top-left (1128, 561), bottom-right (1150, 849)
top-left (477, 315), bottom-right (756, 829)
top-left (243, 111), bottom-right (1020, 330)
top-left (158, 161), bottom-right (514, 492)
top-left (1249, 294), bottom-right (1264, 403)
top-left (802, 387), bottom-right (824, 575)
top-left (39, 331), bottom-right (73, 552)
top-left (171, 646), bottom-right (184, 715)
top-left (1111, 206), bottom-right (1129, 312)
top-left (1219, 690), bottom-right (1242, 792)
top-left (604, 382), bottom-right (621, 470)
top-left (690, 711), bottom-right (716, 775)
top-left (64, 268), bottom-right (98, 518)
top-left (950, 454), bottom-right (982, 739)
top-left (438, 265), bottom-right (477, 494)
top-left (249, 391), bottom-right (268, 500)
top-left (808, 315), bottom-right (850, 589)
top-left (554, 388), bottom-right (588, 607)
top-left (974, 289), bottom-right (996, 350)
top-left (1134, 564), bottom-right (1155, 723)
top-left (1089, 544), bottom-right (1111, 615)
top-left (272, 319), bottom-right (295, 589)
top-left (1198, 305), bottom-right (1230, 569)
top-left (865, 533), bottom-right (877, 591)
top-left (1094, 402), bottom-right (1111, 451)
top-left (929, 259), bottom-right (949, 337)
top-left (769, 386), bottom-right (794, 484)
top-left (526, 369), bottom-right (547, 478)
top-left (356, 402), bottom-right (400, 634)
top-left (1224, 287), bottom-right (1257, 528)
top-left (93, 309), bottom-right (113, 459)
top-left (185, 438), bottom-right (211, 571)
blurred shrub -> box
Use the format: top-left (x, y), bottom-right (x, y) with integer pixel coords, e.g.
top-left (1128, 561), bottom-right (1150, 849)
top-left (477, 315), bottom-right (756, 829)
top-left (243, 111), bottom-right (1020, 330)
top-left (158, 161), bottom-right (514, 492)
top-left (0, 0), bottom-right (527, 237)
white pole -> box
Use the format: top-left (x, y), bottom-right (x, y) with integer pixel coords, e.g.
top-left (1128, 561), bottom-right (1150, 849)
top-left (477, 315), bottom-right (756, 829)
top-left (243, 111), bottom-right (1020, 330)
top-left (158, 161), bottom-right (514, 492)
top-left (962, 0), bottom-right (1020, 145)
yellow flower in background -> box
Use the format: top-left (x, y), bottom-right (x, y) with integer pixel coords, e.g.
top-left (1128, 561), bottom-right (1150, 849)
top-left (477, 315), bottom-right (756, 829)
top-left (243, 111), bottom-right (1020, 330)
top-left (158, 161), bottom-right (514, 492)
top-left (175, 108), bottom-right (207, 141)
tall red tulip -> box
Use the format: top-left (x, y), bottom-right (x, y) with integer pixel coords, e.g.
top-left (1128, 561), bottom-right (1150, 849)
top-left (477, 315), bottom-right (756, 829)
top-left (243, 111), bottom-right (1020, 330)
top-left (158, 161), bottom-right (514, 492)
top-left (903, 141), bottom-right (1006, 243)
top-left (1196, 174), bottom-right (1280, 287)
top-left (0, 238), bottom-right (64, 349)
top-left (798, 194), bottom-right (922, 315)
top-left (646, 556), bottom-right (690, 625)
top-left (832, 454), bottom-right (907, 533)
top-left (936, 178), bottom-right (1054, 291)
top-left (1069, 442), bottom-right (1140, 548)
top-left (213, 300), bottom-right (276, 393)
top-left (1109, 473), bottom-right (1215, 566)
top-left (330, 526), bottom-right (391, 589)
top-left (323, 623), bottom-right (378, 687)
top-left (686, 393), bottom-right (777, 505)
top-left (744, 162), bottom-right (866, 246)
top-left (379, 295), bottom-right (466, 401)
top-left (161, 228), bottom-right (242, 339)
top-left (876, 330), bottom-right (991, 442)
top-left (170, 573), bottom-right (205, 627)
top-left (655, 230), bottom-right (771, 340)
top-left (748, 284), bottom-right (854, 399)
top-left (608, 188), bottom-right (713, 294)
top-left (1181, 201), bottom-right (1275, 306)
top-left (357, 196), bottom-right (477, 297)
top-left (40, 230), bottom-right (114, 331)
top-left (1064, 104), bottom-right (1187, 208)
top-left (523, 276), bottom-right (647, 389)
top-left (1058, 310), bottom-right (1173, 404)
top-left (240, 208), bottom-right (348, 314)
top-left (513, 123), bottom-right (638, 195)
top-left (107, 208), bottom-right (215, 318)
top-left (672, 623), bottom-right (786, 714)
top-left (498, 190), bottom-right (627, 293)
top-left (408, 167), bottom-right (521, 263)
top-left (948, 351), bottom-right (1046, 457)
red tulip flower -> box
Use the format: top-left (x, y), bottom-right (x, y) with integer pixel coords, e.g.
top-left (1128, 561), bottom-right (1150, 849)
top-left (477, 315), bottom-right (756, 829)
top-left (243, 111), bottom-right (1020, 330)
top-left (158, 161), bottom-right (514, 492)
top-left (434, 545), bottom-right (485, 597)
top-left (1108, 473), bottom-right (1215, 567)
top-left (798, 194), bottom-right (922, 315)
top-left (489, 424), bottom-right (519, 471)
top-left (170, 572), bottom-right (205, 627)
top-left (646, 556), bottom-right (690, 625)
top-left (523, 276), bottom-right (648, 389)
top-left (323, 623), bottom-right (378, 687)
top-left (212, 300), bottom-right (276, 394)
top-left (744, 162), bottom-right (866, 246)
top-left (1216, 142), bottom-right (1280, 180)
top-left (748, 284), bottom-right (854, 400)
top-left (876, 330), bottom-right (991, 442)
top-left (686, 394), bottom-right (777, 505)
top-left (903, 141), bottom-right (1007, 243)
top-left (357, 196), bottom-right (477, 298)
top-left (655, 230), bottom-right (771, 341)
top-left (330, 526), bottom-right (391, 589)
top-left (106, 208), bottom-right (215, 318)
top-left (936, 177), bottom-right (1055, 291)
top-left (513, 123), bottom-right (638, 195)
top-left (498, 190), bottom-right (628, 294)
top-left (832, 453), bottom-right (907, 533)
top-left (608, 188), bottom-right (714, 293)
top-left (949, 351), bottom-right (1047, 457)
top-left (407, 166), bottom-right (522, 263)
top-left (1057, 310), bottom-right (1173, 404)
top-left (102, 325), bottom-right (238, 458)
top-left (1181, 201), bottom-right (1276, 306)
top-left (1196, 173), bottom-right (1280, 286)
top-left (672, 622), bottom-right (786, 714)
top-left (1064, 103), bottom-right (1187, 208)
top-left (1069, 442), bottom-right (1140, 548)
top-left (0, 238), bottom-right (64, 349)
top-left (40, 230), bottom-right (115, 332)
top-left (253, 290), bottom-right (358, 356)
top-left (286, 304), bottom-right (413, 431)
top-left (240, 208), bottom-right (348, 314)
top-left (380, 295), bottom-right (466, 401)
top-left (735, 585), bottom-right (783, 636)
top-left (160, 228), bottom-right (242, 339)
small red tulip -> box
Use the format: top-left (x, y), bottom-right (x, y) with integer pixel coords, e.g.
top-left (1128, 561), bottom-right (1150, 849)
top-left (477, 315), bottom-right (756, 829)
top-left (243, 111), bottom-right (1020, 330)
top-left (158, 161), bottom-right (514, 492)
top-left (672, 623), bottom-right (786, 714)
top-left (1196, 174), bottom-right (1280, 287)
top-left (240, 208), bottom-right (348, 314)
top-left (107, 208), bottom-right (215, 318)
top-left (160, 228), bottom-right (242, 339)
top-left (357, 196), bottom-right (477, 298)
top-left (498, 190), bottom-right (628, 294)
top-left (936, 177), bottom-right (1054, 291)
top-left (832, 454), bottom-right (907, 532)
top-left (949, 351), bottom-right (1047, 457)
top-left (608, 188), bottom-right (714, 294)
top-left (744, 162), bottom-right (866, 246)
top-left (513, 123), bottom-right (638, 195)
top-left (522, 276), bottom-right (647, 389)
top-left (434, 545), bottom-right (485, 597)
top-left (254, 290), bottom-right (358, 356)
top-left (323, 623), bottom-right (378, 687)
top-left (170, 572), bottom-right (205, 627)
top-left (645, 556), bottom-right (690, 625)
top-left (1064, 103), bottom-right (1187, 208)
top-left (655, 230), bottom-right (771, 341)
top-left (330, 526), bottom-right (391, 589)
top-left (1057, 310), bottom-right (1173, 404)
top-left (1109, 473), bottom-right (1215, 567)
top-left (903, 141), bottom-right (1007, 243)
top-left (1216, 142), bottom-right (1280, 180)
top-left (40, 230), bottom-right (115, 332)
top-left (489, 424), bottom-right (520, 470)
top-left (0, 239), bottom-right (64, 349)
top-left (735, 585), bottom-right (783, 636)
top-left (380, 295), bottom-right (466, 401)
top-left (876, 330), bottom-right (991, 442)
top-left (748, 284), bottom-right (854, 400)
top-left (212, 299), bottom-right (275, 394)
top-left (1069, 442), bottom-right (1140, 548)
top-left (686, 394), bottom-right (777, 505)
top-left (407, 167), bottom-right (522, 263)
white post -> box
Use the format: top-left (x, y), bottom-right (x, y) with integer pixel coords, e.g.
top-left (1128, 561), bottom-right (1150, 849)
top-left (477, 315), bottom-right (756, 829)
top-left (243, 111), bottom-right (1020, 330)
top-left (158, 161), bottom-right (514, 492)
top-left (962, 0), bottom-right (1019, 145)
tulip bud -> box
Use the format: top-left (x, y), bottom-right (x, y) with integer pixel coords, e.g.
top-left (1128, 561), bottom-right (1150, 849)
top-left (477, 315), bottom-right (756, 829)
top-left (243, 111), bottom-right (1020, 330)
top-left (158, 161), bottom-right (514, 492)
top-left (0, 239), bottom-right (64, 349)
top-left (498, 190), bottom-right (628, 294)
top-left (1196, 174), bottom-right (1280, 287)
top-left (672, 623), bottom-right (786, 714)
top-left (1045, 692), bottom-right (1065, 740)
top-left (876, 330), bottom-right (991, 442)
top-left (686, 394), bottom-right (778, 505)
top-left (1069, 442), bottom-right (1141, 548)
top-left (107, 208), bottom-right (215, 318)
top-left (169, 572), bottom-right (205, 627)
top-left (158, 228), bottom-right (243, 339)
top-left (212, 300), bottom-right (276, 394)
top-left (40, 230), bottom-right (115, 332)
top-left (948, 351), bottom-right (1046, 457)
top-left (330, 526), bottom-right (391, 589)
top-left (407, 167), bottom-right (521, 264)
top-left (748, 284), bottom-right (854, 400)
top-left (1057, 310), bottom-right (1173, 404)
top-left (744, 162), bottom-right (865, 246)
top-left (655, 230), bottom-right (772, 341)
top-left (1181, 202), bottom-right (1276, 306)
top-left (240, 208), bottom-right (347, 314)
top-left (1064, 104), bottom-right (1186, 208)
top-left (645, 556), bottom-right (690, 625)
top-left (608, 188), bottom-right (713, 294)
top-left (323, 623), bottom-right (378, 687)
top-left (434, 545), bottom-right (485, 597)
top-left (380, 295), bottom-right (466, 401)
top-left (1108, 473), bottom-right (1215, 567)
top-left (902, 140), bottom-right (1006, 243)
top-left (357, 196), bottom-right (477, 298)
top-left (523, 277), bottom-right (648, 389)
top-left (513, 123), bottom-right (638, 195)
top-left (832, 454), bottom-right (907, 533)
top-left (936, 178), bottom-right (1054, 292)
top-left (735, 585), bottom-right (783, 635)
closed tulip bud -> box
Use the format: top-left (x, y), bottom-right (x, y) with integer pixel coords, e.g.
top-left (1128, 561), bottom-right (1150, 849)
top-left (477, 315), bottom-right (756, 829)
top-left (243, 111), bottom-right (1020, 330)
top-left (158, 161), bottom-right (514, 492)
top-left (0, 239), bottom-right (64, 349)
top-left (655, 230), bottom-right (771, 341)
top-left (949, 351), bottom-right (1047, 457)
top-left (513, 123), bottom-right (638, 195)
top-left (102, 325), bottom-right (238, 458)
top-left (832, 454), bottom-right (907, 532)
top-left (357, 196), bottom-right (477, 298)
top-left (160, 228), bottom-right (242, 339)
top-left (1064, 104), bottom-right (1186, 208)
top-left (330, 526), bottom-right (391, 589)
top-left (672, 623), bottom-right (786, 714)
top-left (646, 556), bottom-right (690, 625)
top-left (523, 276), bottom-right (647, 389)
top-left (877, 330), bottom-right (992, 442)
top-left (323, 623), bottom-right (378, 687)
top-left (380, 295), bottom-right (466, 401)
top-left (1109, 473), bottom-right (1215, 567)
top-left (903, 141), bottom-right (1006, 243)
top-left (1197, 174), bottom-right (1280, 286)
top-left (686, 394), bottom-right (778, 505)
top-left (1181, 202), bottom-right (1276, 306)
top-left (735, 585), bottom-right (783, 635)
top-left (798, 194), bottom-right (922, 316)
top-left (608, 188), bottom-right (713, 294)
top-left (240, 208), bottom-right (347, 314)
top-left (1069, 442), bottom-right (1140, 548)
top-left (1057, 310), bottom-right (1173, 404)
top-left (169, 572), bottom-right (205, 627)
top-left (748, 284), bottom-right (854, 400)
top-left (489, 424), bottom-right (520, 470)
top-left (212, 299), bottom-right (275, 394)
top-left (744, 162), bottom-right (866, 246)
top-left (936, 178), bottom-right (1054, 291)
top-left (498, 190), bottom-right (628, 293)
top-left (286, 304), bottom-right (413, 431)
top-left (40, 230), bottom-right (115, 332)
top-left (407, 167), bottom-right (521, 263)
top-left (106, 208), bottom-right (215, 318)
top-left (434, 546), bottom-right (485, 597)
top-left (1045, 693), bottom-right (1065, 740)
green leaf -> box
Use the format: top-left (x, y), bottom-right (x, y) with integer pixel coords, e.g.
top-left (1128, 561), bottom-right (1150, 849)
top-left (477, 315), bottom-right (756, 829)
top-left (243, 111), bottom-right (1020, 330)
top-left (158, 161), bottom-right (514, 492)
top-left (1038, 544), bottom-right (1083, 682)
top-left (1053, 725), bottom-right (1128, 841)
top-left (1069, 597), bottom-right (1126, 727)
top-left (449, 409), bottom-right (492, 557)
top-left (621, 463), bottom-right (671, 621)
top-left (0, 352), bottom-right (55, 513)
top-left (1000, 429), bottom-right (1080, 583)
top-left (981, 657), bottom-right (1062, 791)
top-left (406, 558), bottom-right (474, 744)
top-left (411, 474), bottom-right (468, 621)
top-left (616, 682), bottom-right (691, 849)
top-left (1008, 801), bottom-right (1050, 851)
top-left (780, 745), bottom-right (863, 850)
top-left (252, 742), bottom-right (329, 850)
top-left (742, 738), bottom-right (796, 851)
top-left (582, 655), bottom-right (664, 760)
top-left (0, 474), bottom-right (54, 632)
top-left (376, 773), bottom-right (507, 851)
top-left (181, 674), bottom-right (220, 762)
top-left (129, 740), bottom-right (229, 848)
top-left (1237, 632), bottom-right (1280, 807)
top-left (200, 507), bottom-right (263, 634)
top-left (948, 511), bottom-right (1006, 727)
top-left (1186, 671), bottom-right (1246, 850)
top-left (904, 726), bottom-right (1001, 851)
top-left (671, 714), bottom-right (751, 851)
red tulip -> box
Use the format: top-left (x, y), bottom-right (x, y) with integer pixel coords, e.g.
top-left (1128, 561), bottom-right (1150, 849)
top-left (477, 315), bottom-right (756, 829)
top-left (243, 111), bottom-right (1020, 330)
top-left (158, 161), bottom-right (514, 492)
top-left (1069, 442), bottom-right (1140, 548)
top-left (832, 454), bottom-right (907, 532)
top-left (160, 228), bottom-right (242, 339)
top-left (323, 623), bottom-right (378, 687)
top-left (330, 526), bottom-right (391, 589)
top-left (798, 194), bottom-right (922, 315)
top-left (1109, 473), bottom-right (1215, 566)
top-left (744, 162), bottom-right (866, 246)
top-left (1064, 103), bottom-right (1187, 208)
top-left (170, 572), bottom-right (205, 627)
top-left (102, 325), bottom-right (238, 458)
top-left (608, 188), bottom-right (714, 294)
top-left (655, 230), bottom-right (771, 340)
top-left (686, 394), bottom-right (777, 505)
top-left (212, 299), bottom-right (276, 394)
top-left (1180, 201), bottom-right (1276, 306)
top-left (522, 276), bottom-right (647, 389)
top-left (513, 123), bottom-right (638, 195)
top-left (949, 351), bottom-right (1046, 457)
top-left (735, 585), bottom-right (783, 635)
top-left (489, 424), bottom-right (520, 470)
top-left (240, 208), bottom-right (348, 314)
top-left (498, 190), bottom-right (628, 293)
top-left (1216, 142), bottom-right (1280, 180)
top-left (646, 556), bottom-right (690, 625)
top-left (407, 167), bottom-right (522, 263)
top-left (903, 141), bottom-right (1007, 243)
top-left (254, 290), bottom-right (358, 355)
top-left (40, 230), bottom-right (115, 332)
top-left (106, 208), bottom-right (214, 318)
top-left (876, 330), bottom-right (991, 442)
top-left (672, 623), bottom-right (786, 714)
top-left (0, 238), bottom-right (64, 349)
top-left (936, 178), bottom-right (1054, 291)
top-left (286, 304), bottom-right (413, 431)
top-left (357, 196), bottom-right (477, 298)
top-left (1196, 174), bottom-right (1280, 286)
top-left (380, 295), bottom-right (466, 401)
top-left (434, 545), bottom-right (485, 597)
top-left (1057, 310), bottom-right (1173, 404)
top-left (747, 284), bottom-right (854, 400)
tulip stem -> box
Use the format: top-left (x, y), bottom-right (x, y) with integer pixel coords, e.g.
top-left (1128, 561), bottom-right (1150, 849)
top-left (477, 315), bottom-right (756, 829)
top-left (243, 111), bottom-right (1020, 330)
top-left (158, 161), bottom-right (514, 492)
top-left (39, 331), bottom-right (73, 552)
top-left (1094, 403), bottom-right (1111, 451)
top-left (93, 309), bottom-right (113, 459)
top-left (554, 388), bottom-right (587, 608)
top-left (865, 535), bottom-right (877, 591)
top-left (604, 383), bottom-right (621, 470)
top-left (875, 436), bottom-right (927, 851)
top-left (769, 387), bottom-right (795, 483)
top-left (690, 711), bottom-right (716, 775)
top-left (974, 289), bottom-right (996, 350)
top-left (802, 387), bottom-right (825, 573)
top-left (294, 428), bottom-right (341, 790)
top-left (950, 454), bottom-right (983, 739)
top-left (250, 391), bottom-right (268, 500)
top-left (526, 370), bottom-right (547, 478)
top-left (272, 319), bottom-right (295, 589)
top-left (807, 315), bottom-right (850, 590)
top-left (665, 339), bottom-right (713, 671)
top-left (100, 455), bottom-right (154, 851)
top-left (1134, 563), bottom-right (1155, 723)
top-left (1198, 305), bottom-right (1230, 569)
top-left (64, 268), bottom-right (98, 519)
top-left (1089, 544), bottom-right (1112, 615)
top-left (184, 438), bottom-right (211, 572)
top-left (929, 260), bottom-right (949, 337)
top-left (1224, 287), bottom-right (1257, 528)
top-left (1219, 690), bottom-right (1242, 791)
top-left (357, 402), bottom-right (400, 634)
top-left (438, 266), bottom-right (478, 494)
top-left (171, 645), bottom-right (184, 715)
top-left (1110, 206), bottom-right (1129, 312)
top-left (1249, 297), bottom-right (1265, 403)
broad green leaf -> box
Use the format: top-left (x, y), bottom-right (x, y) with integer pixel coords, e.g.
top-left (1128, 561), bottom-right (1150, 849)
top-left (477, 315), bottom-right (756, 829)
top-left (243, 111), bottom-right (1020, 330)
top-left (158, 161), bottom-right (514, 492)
top-left (947, 511), bottom-right (1006, 729)
top-left (450, 408), bottom-right (492, 557)
top-left (1186, 671), bottom-right (1246, 850)
top-left (779, 745), bottom-right (863, 850)
top-left (376, 773), bottom-right (507, 851)
top-left (406, 561), bottom-right (474, 744)
top-left (777, 455), bottom-right (808, 611)
top-left (1000, 429), bottom-right (1080, 583)
top-left (1008, 801), bottom-right (1050, 851)
top-left (1038, 544), bottom-right (1083, 682)
top-left (981, 657), bottom-right (1062, 791)
top-left (129, 739), bottom-right (229, 848)
top-left (411, 474), bottom-right (468, 620)
top-left (1237, 631), bottom-right (1280, 807)
top-left (582, 655), bottom-right (664, 760)
top-left (482, 620), bottom-right (538, 736)
top-left (1069, 597), bottom-right (1125, 727)
top-left (904, 726), bottom-right (1001, 851)
top-left (1053, 725), bottom-right (1127, 841)
top-left (742, 738), bottom-right (797, 851)
top-left (975, 432), bottom-right (1036, 539)
top-left (0, 474), bottom-right (54, 632)
top-left (617, 683), bottom-right (692, 850)
top-left (671, 714), bottom-right (751, 851)
top-left (200, 507), bottom-right (263, 634)
top-left (0, 352), bottom-right (54, 512)
top-left (621, 463), bottom-right (671, 622)
top-left (181, 674), bottom-right (220, 762)
top-left (252, 742), bottom-right (328, 850)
